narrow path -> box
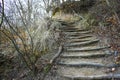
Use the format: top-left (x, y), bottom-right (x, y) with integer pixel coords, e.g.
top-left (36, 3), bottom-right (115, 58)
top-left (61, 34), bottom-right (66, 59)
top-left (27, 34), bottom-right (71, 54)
top-left (55, 24), bottom-right (120, 80)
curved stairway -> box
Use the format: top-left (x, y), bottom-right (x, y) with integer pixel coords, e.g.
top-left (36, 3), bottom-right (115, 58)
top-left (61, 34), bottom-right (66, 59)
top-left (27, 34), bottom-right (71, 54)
top-left (56, 25), bottom-right (120, 80)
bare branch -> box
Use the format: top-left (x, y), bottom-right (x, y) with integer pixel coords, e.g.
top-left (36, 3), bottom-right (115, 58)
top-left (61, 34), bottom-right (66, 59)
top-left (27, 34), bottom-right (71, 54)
top-left (0, 0), bottom-right (4, 27)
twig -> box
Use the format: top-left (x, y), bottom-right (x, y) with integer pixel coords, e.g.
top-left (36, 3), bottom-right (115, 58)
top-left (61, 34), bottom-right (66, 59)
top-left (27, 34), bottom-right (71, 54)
top-left (50, 45), bottom-right (63, 63)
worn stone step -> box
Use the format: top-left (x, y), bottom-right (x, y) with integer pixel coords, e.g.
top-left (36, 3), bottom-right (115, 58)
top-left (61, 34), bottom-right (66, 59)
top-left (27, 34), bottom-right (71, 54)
top-left (58, 53), bottom-right (119, 67)
top-left (58, 62), bottom-right (119, 68)
top-left (64, 74), bottom-right (120, 80)
top-left (67, 35), bottom-right (93, 39)
top-left (57, 67), bottom-right (120, 80)
top-left (58, 57), bottom-right (115, 68)
top-left (61, 51), bottom-right (112, 58)
top-left (55, 19), bottom-right (76, 26)
top-left (60, 27), bottom-right (79, 30)
top-left (65, 39), bottom-right (99, 47)
top-left (59, 57), bottom-right (114, 67)
top-left (64, 30), bottom-right (92, 35)
top-left (63, 74), bottom-right (120, 80)
top-left (66, 46), bottom-right (110, 52)
top-left (58, 62), bottom-right (105, 67)
top-left (59, 58), bottom-right (104, 64)
top-left (67, 37), bottom-right (97, 43)
top-left (63, 29), bottom-right (90, 32)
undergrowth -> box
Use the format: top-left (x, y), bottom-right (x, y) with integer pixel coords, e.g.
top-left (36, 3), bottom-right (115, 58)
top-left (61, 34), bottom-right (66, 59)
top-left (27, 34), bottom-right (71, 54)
top-left (75, 13), bottom-right (95, 30)
top-left (0, 17), bottom-right (63, 79)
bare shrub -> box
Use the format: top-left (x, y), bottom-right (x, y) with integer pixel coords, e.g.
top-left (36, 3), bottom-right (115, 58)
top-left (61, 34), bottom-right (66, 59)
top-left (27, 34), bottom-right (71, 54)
top-left (0, 0), bottom-right (63, 78)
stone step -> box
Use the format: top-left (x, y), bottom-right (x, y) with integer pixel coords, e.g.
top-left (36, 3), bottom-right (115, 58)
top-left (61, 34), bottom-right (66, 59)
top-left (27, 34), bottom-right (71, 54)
top-left (67, 35), bottom-right (93, 39)
top-left (59, 58), bottom-right (104, 64)
top-left (58, 57), bottom-right (115, 67)
top-left (61, 51), bottom-right (112, 58)
top-left (60, 27), bottom-right (79, 30)
top-left (58, 62), bottom-right (105, 67)
top-left (64, 30), bottom-right (92, 36)
top-left (63, 29), bottom-right (90, 32)
top-left (55, 19), bottom-right (75, 26)
top-left (66, 46), bottom-right (110, 52)
top-left (65, 39), bottom-right (99, 47)
top-left (67, 37), bottom-right (97, 43)
top-left (64, 73), bottom-right (120, 80)
top-left (57, 67), bottom-right (120, 80)
top-left (63, 74), bottom-right (120, 80)
top-left (58, 62), bottom-right (118, 68)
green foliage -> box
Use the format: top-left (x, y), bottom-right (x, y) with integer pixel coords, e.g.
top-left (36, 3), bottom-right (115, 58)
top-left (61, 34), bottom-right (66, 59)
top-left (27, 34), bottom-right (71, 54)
top-left (43, 64), bottom-right (52, 73)
top-left (52, 7), bottom-right (60, 16)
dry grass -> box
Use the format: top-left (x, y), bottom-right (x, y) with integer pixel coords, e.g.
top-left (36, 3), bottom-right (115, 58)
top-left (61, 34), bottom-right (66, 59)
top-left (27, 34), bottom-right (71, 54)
top-left (0, 18), bottom-right (63, 78)
top-left (52, 13), bottom-right (80, 22)
top-left (74, 13), bottom-right (95, 30)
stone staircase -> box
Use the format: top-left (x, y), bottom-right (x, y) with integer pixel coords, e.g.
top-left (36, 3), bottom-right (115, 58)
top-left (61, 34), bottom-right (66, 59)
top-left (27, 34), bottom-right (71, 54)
top-left (56, 25), bottom-right (120, 80)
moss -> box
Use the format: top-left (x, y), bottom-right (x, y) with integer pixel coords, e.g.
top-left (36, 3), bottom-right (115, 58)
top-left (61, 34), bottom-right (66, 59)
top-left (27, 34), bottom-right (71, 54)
top-left (52, 7), bottom-right (60, 16)
top-left (43, 64), bottom-right (52, 74)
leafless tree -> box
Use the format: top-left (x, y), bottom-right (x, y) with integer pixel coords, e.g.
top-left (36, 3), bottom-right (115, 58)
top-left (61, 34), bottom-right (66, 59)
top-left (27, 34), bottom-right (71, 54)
top-left (1, 0), bottom-right (47, 75)
top-left (0, 0), bottom-right (4, 27)
top-left (1, 0), bottom-right (61, 77)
